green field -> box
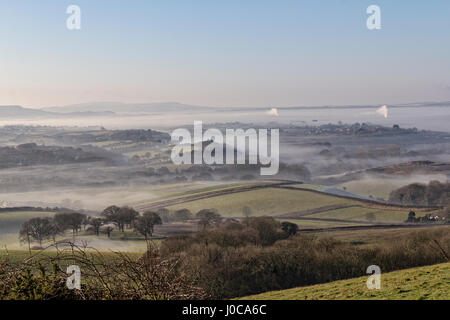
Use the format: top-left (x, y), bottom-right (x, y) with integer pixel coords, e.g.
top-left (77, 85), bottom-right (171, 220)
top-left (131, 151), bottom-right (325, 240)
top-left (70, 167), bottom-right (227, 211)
top-left (0, 249), bottom-right (143, 269)
top-left (134, 181), bottom-right (269, 209)
top-left (164, 186), bottom-right (422, 225)
top-left (1, 183), bottom-right (441, 252)
top-left (240, 262), bottom-right (450, 300)
top-left (310, 206), bottom-right (410, 223)
top-left (166, 187), bottom-right (359, 217)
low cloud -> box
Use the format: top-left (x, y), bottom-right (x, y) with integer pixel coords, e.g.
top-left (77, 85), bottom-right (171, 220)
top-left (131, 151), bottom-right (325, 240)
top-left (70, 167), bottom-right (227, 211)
top-left (266, 108), bottom-right (279, 117)
top-left (376, 105), bottom-right (388, 118)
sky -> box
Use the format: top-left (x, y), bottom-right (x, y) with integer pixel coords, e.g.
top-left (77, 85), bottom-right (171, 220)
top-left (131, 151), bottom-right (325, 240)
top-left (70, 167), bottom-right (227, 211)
top-left (0, 0), bottom-right (449, 108)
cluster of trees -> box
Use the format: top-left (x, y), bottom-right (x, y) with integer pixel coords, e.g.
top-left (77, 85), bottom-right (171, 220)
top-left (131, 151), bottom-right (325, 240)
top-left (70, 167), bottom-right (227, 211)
top-left (155, 207), bottom-right (223, 230)
top-left (161, 224), bottom-right (449, 299)
top-left (0, 143), bottom-right (109, 169)
top-left (405, 211), bottom-right (445, 223)
top-left (156, 208), bottom-right (193, 222)
top-left (440, 205), bottom-right (450, 221)
top-left (19, 212), bottom-right (87, 249)
top-left (18, 204), bottom-right (237, 250)
top-left (100, 206), bottom-right (140, 232)
top-left (156, 206), bottom-right (297, 235)
top-left (162, 216), bottom-right (298, 254)
top-left (98, 206), bottom-right (163, 240)
top-left (18, 206), bottom-right (166, 249)
top-left (389, 180), bottom-right (449, 206)
top-left (55, 129), bottom-right (170, 145)
top-left (125, 161), bottom-right (311, 183)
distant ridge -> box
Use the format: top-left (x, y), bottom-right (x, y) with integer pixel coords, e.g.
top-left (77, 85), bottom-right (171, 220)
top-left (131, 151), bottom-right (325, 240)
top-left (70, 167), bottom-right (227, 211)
top-left (2, 100), bottom-right (449, 118)
top-left (0, 105), bottom-right (114, 118)
top-left (42, 101), bottom-right (212, 114)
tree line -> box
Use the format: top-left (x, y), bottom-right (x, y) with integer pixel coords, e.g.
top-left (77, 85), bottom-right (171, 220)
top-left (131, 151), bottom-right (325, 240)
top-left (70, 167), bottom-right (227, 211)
top-left (389, 180), bottom-right (449, 206)
top-left (18, 205), bottom-right (237, 250)
top-left (19, 206), bottom-right (164, 250)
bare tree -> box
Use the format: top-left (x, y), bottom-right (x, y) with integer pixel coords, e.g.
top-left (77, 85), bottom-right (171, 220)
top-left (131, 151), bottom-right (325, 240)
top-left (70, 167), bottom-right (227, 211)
top-left (19, 217), bottom-right (53, 248)
top-left (119, 206), bottom-right (140, 230)
top-left (90, 217), bottom-right (104, 236)
top-left (19, 221), bottom-right (32, 253)
top-left (243, 206), bottom-right (253, 219)
top-left (173, 208), bottom-right (192, 221)
top-left (134, 212), bottom-right (163, 242)
top-left (196, 209), bottom-right (222, 230)
top-left (101, 205), bottom-right (123, 231)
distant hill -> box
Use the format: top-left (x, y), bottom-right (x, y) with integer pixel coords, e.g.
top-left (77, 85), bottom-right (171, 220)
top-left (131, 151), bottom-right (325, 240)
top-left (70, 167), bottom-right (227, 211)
top-left (315, 161), bottom-right (450, 185)
top-left (42, 101), bottom-right (212, 114)
top-left (0, 105), bottom-right (53, 117)
top-left (4, 100), bottom-right (450, 117)
top-left (0, 105), bottom-right (114, 118)
top-left (4, 100), bottom-right (450, 119)
top-left (0, 143), bottom-right (118, 168)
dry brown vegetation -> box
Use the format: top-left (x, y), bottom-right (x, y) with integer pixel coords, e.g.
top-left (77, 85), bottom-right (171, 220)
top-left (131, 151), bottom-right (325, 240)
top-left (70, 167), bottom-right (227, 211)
top-left (1, 220), bottom-right (449, 300)
top-left (0, 242), bottom-right (207, 300)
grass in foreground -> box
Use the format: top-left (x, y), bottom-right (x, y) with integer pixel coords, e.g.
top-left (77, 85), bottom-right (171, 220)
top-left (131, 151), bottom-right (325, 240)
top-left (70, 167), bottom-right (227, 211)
top-left (0, 249), bottom-right (143, 270)
top-left (240, 262), bottom-right (450, 300)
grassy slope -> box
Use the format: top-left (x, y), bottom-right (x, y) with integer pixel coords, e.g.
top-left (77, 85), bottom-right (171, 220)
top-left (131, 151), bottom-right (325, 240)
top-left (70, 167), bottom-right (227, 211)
top-left (0, 249), bottom-right (143, 269)
top-left (165, 187), bottom-right (415, 224)
top-left (311, 206), bottom-right (410, 222)
top-left (166, 188), bottom-right (358, 217)
top-left (134, 181), bottom-right (267, 208)
top-left (1, 184), bottom-right (440, 250)
top-left (240, 262), bottom-right (450, 300)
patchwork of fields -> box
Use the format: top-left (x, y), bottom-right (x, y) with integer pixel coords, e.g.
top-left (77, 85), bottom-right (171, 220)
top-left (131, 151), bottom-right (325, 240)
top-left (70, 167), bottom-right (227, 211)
top-left (1, 181), bottom-right (443, 251)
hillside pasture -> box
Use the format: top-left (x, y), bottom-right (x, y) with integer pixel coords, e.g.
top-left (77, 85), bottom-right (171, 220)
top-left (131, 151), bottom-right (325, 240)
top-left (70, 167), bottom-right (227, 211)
top-left (165, 187), bottom-right (358, 218)
top-left (241, 262), bottom-right (450, 300)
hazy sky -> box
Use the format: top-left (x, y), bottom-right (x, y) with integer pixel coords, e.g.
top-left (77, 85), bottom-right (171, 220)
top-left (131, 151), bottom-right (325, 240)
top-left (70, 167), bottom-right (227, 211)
top-left (1, 0), bottom-right (450, 108)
